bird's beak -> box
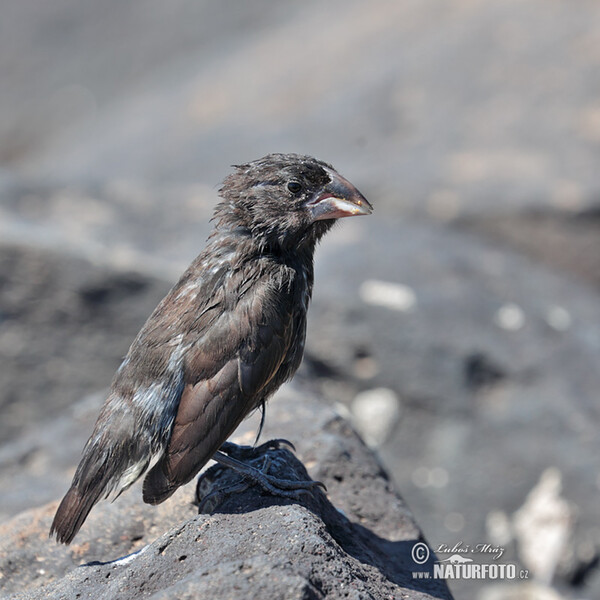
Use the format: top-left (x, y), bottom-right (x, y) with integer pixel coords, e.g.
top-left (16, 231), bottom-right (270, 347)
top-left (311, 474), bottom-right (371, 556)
top-left (307, 172), bottom-right (373, 221)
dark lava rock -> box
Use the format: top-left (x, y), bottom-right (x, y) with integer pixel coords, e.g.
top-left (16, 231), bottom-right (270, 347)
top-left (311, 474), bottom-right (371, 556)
top-left (0, 385), bottom-right (452, 600)
top-left (0, 242), bottom-right (169, 445)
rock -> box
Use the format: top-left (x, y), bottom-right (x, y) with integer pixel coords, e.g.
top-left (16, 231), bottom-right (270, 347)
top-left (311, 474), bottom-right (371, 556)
top-left (0, 241), bottom-right (169, 446)
top-left (0, 384), bottom-right (453, 600)
top-left (350, 387), bottom-right (402, 448)
top-left (512, 469), bottom-right (574, 585)
top-left (478, 581), bottom-right (565, 600)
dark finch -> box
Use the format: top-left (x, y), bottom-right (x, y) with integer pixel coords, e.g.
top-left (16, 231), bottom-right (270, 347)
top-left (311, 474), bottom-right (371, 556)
top-left (50, 153), bottom-right (372, 544)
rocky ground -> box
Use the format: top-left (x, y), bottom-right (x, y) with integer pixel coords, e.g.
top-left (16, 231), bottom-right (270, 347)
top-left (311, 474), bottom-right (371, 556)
top-left (1, 1), bottom-right (600, 599)
top-left (0, 385), bottom-right (452, 600)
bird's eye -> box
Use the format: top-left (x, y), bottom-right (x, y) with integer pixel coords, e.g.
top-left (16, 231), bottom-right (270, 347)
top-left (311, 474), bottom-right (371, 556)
top-left (287, 181), bottom-right (302, 194)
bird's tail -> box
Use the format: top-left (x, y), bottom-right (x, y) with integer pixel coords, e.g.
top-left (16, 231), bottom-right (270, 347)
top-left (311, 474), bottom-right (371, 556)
top-left (50, 405), bottom-right (154, 544)
top-left (50, 483), bottom-right (104, 545)
top-left (50, 440), bottom-right (151, 544)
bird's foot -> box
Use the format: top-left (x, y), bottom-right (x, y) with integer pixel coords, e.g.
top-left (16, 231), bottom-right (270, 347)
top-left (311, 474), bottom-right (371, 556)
top-left (195, 439), bottom-right (326, 513)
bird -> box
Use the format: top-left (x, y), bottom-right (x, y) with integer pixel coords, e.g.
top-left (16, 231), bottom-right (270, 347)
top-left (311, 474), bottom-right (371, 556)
top-left (50, 153), bottom-right (372, 544)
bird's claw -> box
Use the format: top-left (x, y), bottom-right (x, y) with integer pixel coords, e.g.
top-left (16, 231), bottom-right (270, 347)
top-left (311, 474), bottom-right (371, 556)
top-left (257, 438), bottom-right (296, 452)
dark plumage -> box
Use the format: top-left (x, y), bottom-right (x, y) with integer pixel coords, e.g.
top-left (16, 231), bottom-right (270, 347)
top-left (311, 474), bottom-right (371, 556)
top-left (50, 153), bottom-right (372, 544)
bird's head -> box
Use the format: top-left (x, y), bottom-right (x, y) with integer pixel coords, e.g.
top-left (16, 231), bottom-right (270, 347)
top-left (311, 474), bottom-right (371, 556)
top-left (215, 153), bottom-right (372, 252)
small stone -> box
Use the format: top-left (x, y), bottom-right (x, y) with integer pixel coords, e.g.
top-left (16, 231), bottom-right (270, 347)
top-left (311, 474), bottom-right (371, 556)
top-left (411, 467), bottom-right (431, 489)
top-left (430, 467), bottom-right (449, 488)
top-left (350, 388), bottom-right (401, 447)
top-left (444, 512), bottom-right (465, 533)
top-left (494, 303), bottom-right (525, 331)
top-left (545, 305), bottom-right (571, 331)
top-left (359, 280), bottom-right (417, 312)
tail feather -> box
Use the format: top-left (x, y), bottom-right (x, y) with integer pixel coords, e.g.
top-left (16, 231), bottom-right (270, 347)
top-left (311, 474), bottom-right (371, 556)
top-left (49, 448), bottom-right (118, 544)
top-left (50, 437), bottom-right (150, 544)
top-left (49, 388), bottom-right (177, 543)
top-left (50, 486), bottom-right (102, 545)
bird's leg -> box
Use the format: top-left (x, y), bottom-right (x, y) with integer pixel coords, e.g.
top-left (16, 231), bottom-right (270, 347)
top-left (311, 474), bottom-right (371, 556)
top-left (195, 439), bottom-right (326, 512)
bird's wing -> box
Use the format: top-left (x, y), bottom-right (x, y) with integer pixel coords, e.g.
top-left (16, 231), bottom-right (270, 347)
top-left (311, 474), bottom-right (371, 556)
top-left (142, 265), bottom-right (295, 504)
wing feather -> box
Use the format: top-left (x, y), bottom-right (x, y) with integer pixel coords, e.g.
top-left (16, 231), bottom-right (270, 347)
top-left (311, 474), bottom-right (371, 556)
top-left (143, 264), bottom-right (296, 504)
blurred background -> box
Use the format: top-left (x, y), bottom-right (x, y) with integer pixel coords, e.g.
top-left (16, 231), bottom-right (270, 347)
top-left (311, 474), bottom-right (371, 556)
top-left (1, 1), bottom-right (600, 598)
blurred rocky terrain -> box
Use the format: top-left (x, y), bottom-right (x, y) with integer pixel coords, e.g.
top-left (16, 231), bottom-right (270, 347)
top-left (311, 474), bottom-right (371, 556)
top-left (1, 1), bottom-right (600, 598)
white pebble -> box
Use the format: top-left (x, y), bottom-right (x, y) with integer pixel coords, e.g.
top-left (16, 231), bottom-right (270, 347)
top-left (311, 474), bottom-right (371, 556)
top-left (410, 466), bottom-right (449, 489)
top-left (444, 512), bottom-right (465, 533)
top-left (350, 387), bottom-right (401, 447)
top-left (360, 279), bottom-right (417, 312)
top-left (430, 467), bottom-right (449, 488)
top-left (494, 303), bottom-right (525, 331)
top-left (545, 305), bottom-right (571, 331)
top-left (411, 466), bottom-right (431, 489)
